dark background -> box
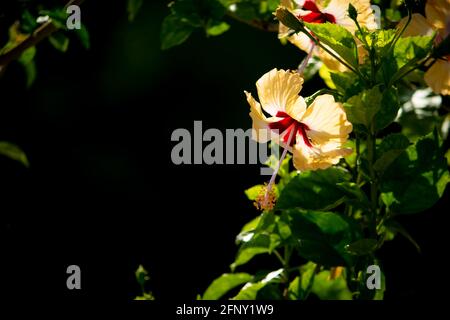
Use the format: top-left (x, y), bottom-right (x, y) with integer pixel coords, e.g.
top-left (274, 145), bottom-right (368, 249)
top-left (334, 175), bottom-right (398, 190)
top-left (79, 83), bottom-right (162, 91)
top-left (0, 1), bottom-right (448, 302)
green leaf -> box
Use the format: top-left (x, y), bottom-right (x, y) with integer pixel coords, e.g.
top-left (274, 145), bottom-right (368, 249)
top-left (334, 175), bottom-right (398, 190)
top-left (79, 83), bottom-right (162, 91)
top-left (21, 59), bottom-right (37, 88)
top-left (374, 133), bottom-right (410, 174)
top-left (381, 130), bottom-right (450, 214)
top-left (394, 35), bottom-right (434, 65)
top-left (282, 209), bottom-right (362, 266)
top-left (0, 142), bottom-right (29, 167)
top-left (17, 46), bottom-right (37, 88)
top-left (288, 262), bottom-right (317, 300)
top-left (48, 32), bottom-right (70, 52)
top-left (288, 276), bottom-right (302, 300)
top-left (134, 292), bottom-right (155, 300)
top-left (370, 29), bottom-right (396, 58)
top-left (386, 9), bottom-right (402, 22)
top-left (128, 0), bottom-right (143, 21)
top-left (135, 264), bottom-right (149, 287)
top-left (231, 233), bottom-right (280, 271)
top-left (373, 269), bottom-right (386, 300)
top-left (232, 269), bottom-right (284, 300)
top-left (344, 86), bottom-right (382, 128)
top-left (18, 46), bottom-right (35, 65)
top-left (276, 167), bottom-right (351, 211)
top-left (311, 270), bottom-right (352, 300)
top-left (21, 10), bottom-right (37, 33)
top-left (75, 24), bottom-right (90, 49)
top-left (305, 22), bottom-right (358, 69)
top-left (267, 0), bottom-right (280, 11)
top-left (374, 87), bottom-right (399, 131)
top-left (161, 14), bottom-right (195, 50)
top-left (238, 216), bottom-right (260, 234)
top-left (236, 212), bottom-right (275, 244)
top-left (384, 220), bottom-right (421, 253)
top-left (203, 273), bottom-right (253, 300)
top-left (206, 20), bottom-right (230, 36)
top-left (39, 9), bottom-right (67, 29)
top-left (330, 72), bottom-right (363, 99)
top-left (171, 0), bottom-right (226, 26)
top-left (345, 238), bottom-right (378, 255)
top-left (382, 35), bottom-right (434, 83)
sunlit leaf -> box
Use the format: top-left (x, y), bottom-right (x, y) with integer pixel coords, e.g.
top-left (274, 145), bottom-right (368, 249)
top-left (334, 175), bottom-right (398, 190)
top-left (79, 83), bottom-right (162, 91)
top-left (128, 0), bottom-right (143, 22)
top-left (161, 15), bottom-right (195, 50)
top-left (206, 21), bottom-right (230, 36)
top-left (276, 167), bottom-right (351, 211)
top-left (232, 269), bottom-right (284, 300)
top-left (311, 270), bottom-right (352, 300)
top-left (281, 209), bottom-right (362, 266)
top-left (345, 238), bottom-right (378, 255)
top-left (0, 142), bottom-right (29, 167)
top-left (344, 86), bottom-right (382, 128)
top-left (305, 22), bottom-right (358, 69)
top-left (381, 129), bottom-right (450, 214)
top-left (203, 273), bottom-right (253, 300)
top-left (374, 133), bottom-right (410, 174)
top-left (49, 32), bottom-right (70, 52)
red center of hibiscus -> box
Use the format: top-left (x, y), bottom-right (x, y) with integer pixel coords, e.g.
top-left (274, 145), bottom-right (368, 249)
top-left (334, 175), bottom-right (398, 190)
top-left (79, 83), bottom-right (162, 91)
top-left (299, 0), bottom-right (336, 24)
top-left (268, 111), bottom-right (313, 147)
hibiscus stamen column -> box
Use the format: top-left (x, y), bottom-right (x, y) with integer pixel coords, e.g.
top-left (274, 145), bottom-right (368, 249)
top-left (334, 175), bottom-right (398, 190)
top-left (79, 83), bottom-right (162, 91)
top-left (298, 44), bottom-right (315, 75)
top-left (261, 127), bottom-right (296, 210)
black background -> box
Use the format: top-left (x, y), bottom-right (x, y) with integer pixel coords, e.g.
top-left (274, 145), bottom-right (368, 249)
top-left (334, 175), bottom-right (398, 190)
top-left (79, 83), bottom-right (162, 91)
top-left (0, 1), bottom-right (448, 302)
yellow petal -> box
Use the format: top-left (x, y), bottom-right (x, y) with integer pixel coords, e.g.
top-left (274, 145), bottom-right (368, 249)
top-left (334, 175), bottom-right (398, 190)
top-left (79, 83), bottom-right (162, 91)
top-left (424, 59), bottom-right (450, 96)
top-left (286, 96), bottom-right (308, 122)
top-left (291, 94), bottom-right (352, 171)
top-left (293, 139), bottom-right (352, 171)
top-left (300, 94), bottom-right (353, 138)
top-left (256, 68), bottom-right (305, 116)
top-left (397, 13), bottom-right (435, 37)
top-left (425, 0), bottom-right (450, 36)
top-left (317, 47), bottom-right (349, 72)
top-left (287, 30), bottom-right (316, 54)
top-left (245, 91), bottom-right (272, 143)
top-left (323, 0), bottom-right (377, 32)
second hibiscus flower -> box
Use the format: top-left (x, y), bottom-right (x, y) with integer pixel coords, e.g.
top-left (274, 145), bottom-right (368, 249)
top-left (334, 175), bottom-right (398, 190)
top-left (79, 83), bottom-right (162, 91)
top-left (245, 68), bottom-right (353, 172)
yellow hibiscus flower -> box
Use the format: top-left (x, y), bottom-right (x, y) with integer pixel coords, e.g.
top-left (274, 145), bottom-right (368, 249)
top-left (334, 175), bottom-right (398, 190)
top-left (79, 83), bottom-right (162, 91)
top-left (245, 69), bottom-right (353, 209)
top-left (397, 0), bottom-right (450, 95)
top-left (279, 0), bottom-right (377, 72)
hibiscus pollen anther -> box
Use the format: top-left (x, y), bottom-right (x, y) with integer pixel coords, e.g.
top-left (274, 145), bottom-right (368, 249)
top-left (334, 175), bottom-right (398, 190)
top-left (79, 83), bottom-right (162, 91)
top-left (254, 182), bottom-right (277, 211)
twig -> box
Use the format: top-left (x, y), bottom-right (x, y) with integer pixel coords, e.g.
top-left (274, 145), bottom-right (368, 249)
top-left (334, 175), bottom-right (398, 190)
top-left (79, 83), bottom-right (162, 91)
top-left (226, 11), bottom-right (279, 32)
top-left (0, 0), bottom-right (85, 68)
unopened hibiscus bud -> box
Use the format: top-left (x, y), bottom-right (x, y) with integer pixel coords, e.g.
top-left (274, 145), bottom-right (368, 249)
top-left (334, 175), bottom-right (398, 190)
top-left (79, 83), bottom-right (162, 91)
top-left (275, 6), bottom-right (305, 33)
top-left (348, 3), bottom-right (358, 21)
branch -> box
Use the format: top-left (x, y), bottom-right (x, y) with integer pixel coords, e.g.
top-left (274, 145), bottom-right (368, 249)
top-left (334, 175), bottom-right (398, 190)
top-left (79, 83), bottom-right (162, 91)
top-left (0, 0), bottom-right (85, 68)
top-left (226, 11), bottom-right (279, 32)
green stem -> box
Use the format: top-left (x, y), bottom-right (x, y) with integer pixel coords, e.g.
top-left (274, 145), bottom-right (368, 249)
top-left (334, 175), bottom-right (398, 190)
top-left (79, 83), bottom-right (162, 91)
top-left (355, 136), bottom-right (361, 183)
top-left (305, 88), bottom-right (342, 105)
top-left (274, 249), bottom-right (285, 266)
top-left (366, 127), bottom-right (378, 238)
top-left (386, 7), bottom-right (412, 57)
top-left (282, 246), bottom-right (292, 299)
top-left (299, 28), bottom-right (364, 79)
